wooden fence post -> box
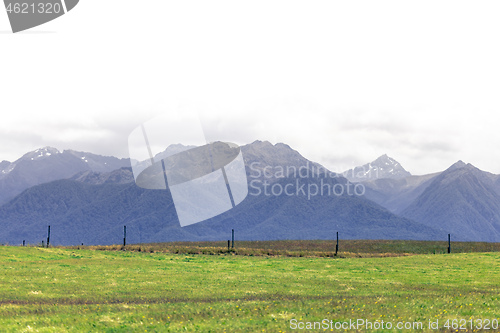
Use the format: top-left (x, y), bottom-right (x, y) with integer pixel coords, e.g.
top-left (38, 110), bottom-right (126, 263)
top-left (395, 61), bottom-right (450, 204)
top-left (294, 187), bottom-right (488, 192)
top-left (335, 231), bottom-right (339, 256)
top-left (448, 234), bottom-right (451, 254)
top-left (231, 229), bottom-right (234, 249)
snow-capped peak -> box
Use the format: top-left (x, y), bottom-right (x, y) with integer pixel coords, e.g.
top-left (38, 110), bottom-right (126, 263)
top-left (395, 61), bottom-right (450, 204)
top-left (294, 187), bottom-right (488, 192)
top-left (1, 147), bottom-right (61, 175)
top-left (31, 147), bottom-right (60, 159)
top-left (343, 154), bottom-right (411, 181)
top-left (15, 147), bottom-right (59, 161)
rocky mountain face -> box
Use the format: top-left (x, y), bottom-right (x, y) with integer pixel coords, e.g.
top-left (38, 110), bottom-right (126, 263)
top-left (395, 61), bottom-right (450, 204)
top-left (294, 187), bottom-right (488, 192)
top-left (0, 147), bottom-right (130, 205)
top-left (0, 141), bottom-right (325, 205)
top-left (71, 167), bottom-right (135, 185)
top-left (360, 173), bottom-right (440, 214)
top-left (241, 140), bottom-right (331, 182)
top-left (401, 162), bottom-right (500, 241)
top-left (343, 154), bottom-right (411, 181)
top-left (356, 159), bottom-right (500, 241)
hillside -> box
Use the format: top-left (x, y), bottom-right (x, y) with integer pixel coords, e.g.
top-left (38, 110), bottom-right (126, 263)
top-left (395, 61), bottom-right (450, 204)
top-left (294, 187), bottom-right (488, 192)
top-left (0, 175), bottom-right (442, 245)
top-left (0, 147), bottom-right (130, 205)
top-left (241, 140), bottom-right (329, 182)
top-left (402, 162), bottom-right (500, 241)
top-left (360, 173), bottom-right (440, 213)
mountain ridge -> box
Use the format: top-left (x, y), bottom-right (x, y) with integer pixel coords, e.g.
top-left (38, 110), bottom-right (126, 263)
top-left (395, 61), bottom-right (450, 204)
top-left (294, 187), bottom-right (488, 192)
top-left (2, 144), bottom-right (500, 243)
top-left (343, 154), bottom-right (411, 181)
top-left (0, 147), bottom-right (131, 205)
top-left (0, 175), bottom-right (444, 245)
top-left (401, 161), bottom-right (500, 241)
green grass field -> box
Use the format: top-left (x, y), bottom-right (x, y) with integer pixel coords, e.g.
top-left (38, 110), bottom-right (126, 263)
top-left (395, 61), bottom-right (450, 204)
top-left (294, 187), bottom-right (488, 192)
top-left (0, 243), bottom-right (499, 332)
top-left (72, 239), bottom-right (500, 258)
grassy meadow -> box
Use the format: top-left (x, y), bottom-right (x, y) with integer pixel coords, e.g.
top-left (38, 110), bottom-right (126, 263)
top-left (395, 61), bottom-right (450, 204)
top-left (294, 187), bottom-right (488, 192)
top-left (0, 241), bottom-right (499, 332)
top-left (71, 239), bottom-right (500, 258)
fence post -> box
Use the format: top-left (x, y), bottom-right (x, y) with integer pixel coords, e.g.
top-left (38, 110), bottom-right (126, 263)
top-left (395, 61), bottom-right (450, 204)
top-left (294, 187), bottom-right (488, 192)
top-left (41, 240), bottom-right (44, 248)
top-left (123, 226), bottom-right (127, 246)
top-left (22, 240), bottom-right (25, 247)
top-left (47, 225), bottom-right (51, 247)
top-left (231, 229), bottom-right (234, 249)
top-left (335, 231), bottom-right (339, 256)
top-left (448, 234), bottom-right (451, 253)
top-left (228, 240), bottom-right (230, 251)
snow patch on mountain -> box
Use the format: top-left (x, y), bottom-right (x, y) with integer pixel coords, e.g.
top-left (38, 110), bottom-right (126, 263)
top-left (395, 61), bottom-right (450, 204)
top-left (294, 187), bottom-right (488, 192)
top-left (343, 154), bottom-right (411, 181)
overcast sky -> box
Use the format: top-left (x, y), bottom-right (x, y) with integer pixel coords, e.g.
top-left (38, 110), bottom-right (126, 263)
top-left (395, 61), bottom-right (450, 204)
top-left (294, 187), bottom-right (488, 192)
top-left (1, 0), bottom-right (500, 175)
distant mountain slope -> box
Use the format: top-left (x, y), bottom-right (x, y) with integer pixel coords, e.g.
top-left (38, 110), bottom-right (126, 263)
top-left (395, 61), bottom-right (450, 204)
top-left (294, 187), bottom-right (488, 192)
top-left (0, 180), bottom-right (181, 245)
top-left (199, 176), bottom-right (442, 242)
top-left (241, 140), bottom-right (330, 182)
top-left (401, 162), bottom-right (500, 241)
top-left (0, 141), bottom-right (328, 206)
top-left (343, 154), bottom-right (411, 181)
top-left (360, 173), bottom-right (440, 213)
top-left (0, 147), bottom-right (130, 205)
top-left (71, 167), bottom-right (134, 185)
top-left (0, 175), bottom-right (442, 246)
top-left (126, 140), bottom-right (332, 186)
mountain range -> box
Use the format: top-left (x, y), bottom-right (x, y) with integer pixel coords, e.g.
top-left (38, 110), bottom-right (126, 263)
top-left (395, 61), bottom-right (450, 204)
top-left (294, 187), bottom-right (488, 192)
top-left (0, 147), bottom-right (130, 205)
top-left (353, 159), bottom-right (500, 241)
top-left (0, 142), bottom-right (499, 244)
top-left (401, 162), bottom-right (500, 241)
top-left (0, 175), bottom-right (442, 246)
